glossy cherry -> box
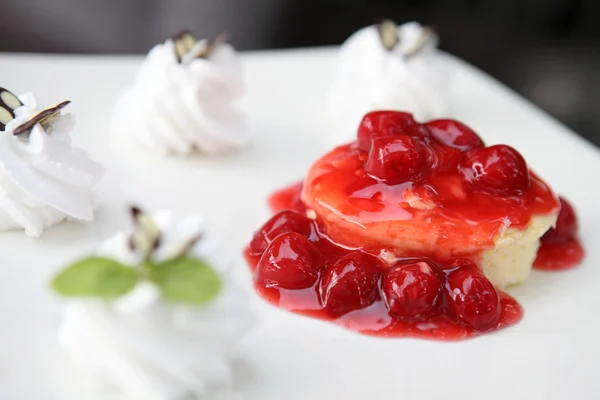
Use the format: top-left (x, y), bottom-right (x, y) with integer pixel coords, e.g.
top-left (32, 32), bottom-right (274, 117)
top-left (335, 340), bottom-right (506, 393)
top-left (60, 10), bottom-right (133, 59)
top-left (365, 134), bottom-right (426, 184)
top-left (249, 210), bottom-right (312, 256)
top-left (318, 251), bottom-right (383, 317)
top-left (426, 119), bottom-right (484, 151)
top-left (541, 197), bottom-right (578, 243)
top-left (357, 111), bottom-right (417, 151)
top-left (256, 232), bottom-right (319, 290)
top-left (461, 144), bottom-right (530, 194)
top-left (445, 268), bottom-right (501, 331)
top-left (381, 260), bottom-right (442, 319)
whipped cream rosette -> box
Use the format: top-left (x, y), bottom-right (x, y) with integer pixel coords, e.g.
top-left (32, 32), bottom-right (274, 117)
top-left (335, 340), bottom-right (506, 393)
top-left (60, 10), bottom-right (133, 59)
top-left (52, 207), bottom-right (255, 400)
top-left (327, 20), bottom-right (451, 137)
top-left (111, 31), bottom-right (249, 156)
top-left (0, 88), bottom-right (104, 237)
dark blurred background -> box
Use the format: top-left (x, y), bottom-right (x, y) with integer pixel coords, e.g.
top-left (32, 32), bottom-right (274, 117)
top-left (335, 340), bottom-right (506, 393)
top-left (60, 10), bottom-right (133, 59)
top-left (1, 0), bottom-right (598, 145)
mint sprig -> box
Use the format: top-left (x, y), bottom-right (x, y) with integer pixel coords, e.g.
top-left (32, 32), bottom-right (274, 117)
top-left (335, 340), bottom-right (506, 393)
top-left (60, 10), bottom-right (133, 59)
top-left (52, 207), bottom-right (222, 306)
top-left (52, 255), bottom-right (222, 305)
top-left (152, 257), bottom-right (222, 304)
top-left (52, 257), bottom-right (137, 299)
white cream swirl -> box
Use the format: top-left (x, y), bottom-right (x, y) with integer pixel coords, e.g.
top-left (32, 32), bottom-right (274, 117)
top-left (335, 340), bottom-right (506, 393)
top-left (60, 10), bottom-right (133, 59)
top-left (327, 22), bottom-right (451, 136)
top-left (111, 38), bottom-right (248, 156)
top-left (0, 93), bottom-right (104, 237)
top-left (58, 211), bottom-right (255, 400)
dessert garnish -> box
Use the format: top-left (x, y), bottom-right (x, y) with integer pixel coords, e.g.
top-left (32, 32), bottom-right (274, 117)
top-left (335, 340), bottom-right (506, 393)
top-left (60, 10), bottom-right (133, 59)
top-left (0, 89), bottom-right (103, 237)
top-left (53, 206), bottom-right (221, 304)
top-left (327, 21), bottom-right (450, 135)
top-left (0, 87), bottom-right (23, 131)
top-left (377, 19), bottom-right (399, 51)
top-left (53, 206), bottom-right (254, 399)
top-left (13, 100), bottom-right (70, 136)
top-left (377, 18), bottom-right (435, 57)
top-left (110, 30), bottom-right (248, 156)
top-left (172, 29), bottom-right (227, 63)
top-left (245, 111), bottom-right (583, 340)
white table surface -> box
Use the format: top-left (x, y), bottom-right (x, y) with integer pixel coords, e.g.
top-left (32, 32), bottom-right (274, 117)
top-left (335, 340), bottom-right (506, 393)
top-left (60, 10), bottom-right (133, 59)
top-left (0, 48), bottom-right (599, 400)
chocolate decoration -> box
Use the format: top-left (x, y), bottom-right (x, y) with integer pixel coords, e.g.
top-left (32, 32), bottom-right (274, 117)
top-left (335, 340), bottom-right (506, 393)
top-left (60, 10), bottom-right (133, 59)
top-left (377, 19), bottom-right (399, 51)
top-left (13, 100), bottom-right (70, 136)
top-left (129, 206), bottom-right (161, 258)
top-left (172, 30), bottom-right (199, 63)
top-left (0, 87), bottom-right (23, 131)
top-left (186, 32), bottom-right (227, 61)
top-left (173, 232), bottom-right (204, 260)
top-left (403, 26), bottom-right (436, 58)
top-left (172, 29), bottom-right (227, 64)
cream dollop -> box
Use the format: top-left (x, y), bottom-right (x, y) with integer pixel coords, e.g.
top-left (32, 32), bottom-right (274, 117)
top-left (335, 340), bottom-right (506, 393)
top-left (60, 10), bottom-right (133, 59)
top-left (58, 211), bottom-right (255, 399)
top-left (111, 37), bottom-right (248, 156)
top-left (0, 93), bottom-right (104, 237)
top-left (327, 22), bottom-right (451, 136)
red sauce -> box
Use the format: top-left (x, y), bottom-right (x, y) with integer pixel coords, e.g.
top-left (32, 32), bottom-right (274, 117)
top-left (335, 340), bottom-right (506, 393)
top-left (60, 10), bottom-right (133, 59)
top-left (244, 207), bottom-right (523, 340)
top-left (534, 240), bottom-right (584, 271)
top-left (246, 112), bottom-right (582, 340)
top-left (534, 197), bottom-right (584, 271)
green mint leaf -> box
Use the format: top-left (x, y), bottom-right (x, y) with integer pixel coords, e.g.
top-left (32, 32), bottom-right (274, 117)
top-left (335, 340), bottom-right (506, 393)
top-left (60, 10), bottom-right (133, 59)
top-left (52, 257), bottom-right (138, 299)
top-left (153, 257), bottom-right (221, 305)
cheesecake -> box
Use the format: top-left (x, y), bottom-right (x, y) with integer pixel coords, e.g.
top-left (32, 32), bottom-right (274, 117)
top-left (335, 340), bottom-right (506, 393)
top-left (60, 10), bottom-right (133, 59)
top-left (245, 111), bottom-right (581, 340)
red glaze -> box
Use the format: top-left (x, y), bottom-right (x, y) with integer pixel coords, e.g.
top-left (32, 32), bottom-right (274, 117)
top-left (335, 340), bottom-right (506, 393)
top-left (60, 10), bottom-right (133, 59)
top-left (534, 197), bottom-right (584, 270)
top-left (246, 112), bottom-right (583, 340)
top-left (268, 181), bottom-right (306, 213)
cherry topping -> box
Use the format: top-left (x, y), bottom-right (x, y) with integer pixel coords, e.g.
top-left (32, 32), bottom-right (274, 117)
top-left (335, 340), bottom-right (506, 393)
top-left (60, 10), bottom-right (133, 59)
top-left (318, 251), bottom-right (383, 317)
top-left (426, 119), bottom-right (484, 151)
top-left (381, 260), bottom-right (442, 319)
top-left (445, 268), bottom-right (501, 331)
top-left (364, 134), bottom-right (426, 185)
top-left (357, 111), bottom-right (417, 151)
top-left (541, 197), bottom-right (578, 243)
top-left (256, 232), bottom-right (319, 290)
top-left (249, 210), bottom-right (312, 257)
top-left (461, 144), bottom-right (530, 194)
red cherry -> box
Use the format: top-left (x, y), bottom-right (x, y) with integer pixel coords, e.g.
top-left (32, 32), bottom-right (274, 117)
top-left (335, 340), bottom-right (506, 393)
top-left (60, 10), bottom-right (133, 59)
top-left (461, 145), bottom-right (530, 194)
top-left (364, 134), bottom-right (426, 185)
top-left (426, 119), bottom-right (484, 151)
top-left (541, 197), bottom-right (578, 243)
top-left (445, 268), bottom-right (501, 331)
top-left (357, 111), bottom-right (417, 151)
top-left (318, 251), bottom-right (383, 317)
top-left (381, 260), bottom-right (442, 319)
top-left (425, 140), bottom-right (464, 173)
top-left (249, 210), bottom-right (312, 257)
top-left (256, 232), bottom-right (319, 290)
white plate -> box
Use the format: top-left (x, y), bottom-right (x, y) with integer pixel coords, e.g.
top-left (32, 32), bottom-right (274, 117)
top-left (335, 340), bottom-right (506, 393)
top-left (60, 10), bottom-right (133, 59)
top-left (0, 48), bottom-right (599, 400)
